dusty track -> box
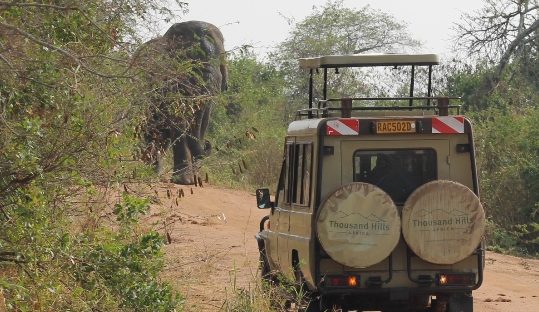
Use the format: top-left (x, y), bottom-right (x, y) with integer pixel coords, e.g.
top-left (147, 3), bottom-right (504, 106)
top-left (149, 183), bottom-right (539, 311)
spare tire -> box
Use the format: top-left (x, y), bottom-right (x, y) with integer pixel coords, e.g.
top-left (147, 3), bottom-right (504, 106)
top-left (316, 183), bottom-right (401, 268)
top-left (402, 180), bottom-right (485, 265)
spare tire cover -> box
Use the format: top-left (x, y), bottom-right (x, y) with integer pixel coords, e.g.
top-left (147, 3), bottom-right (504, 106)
top-left (316, 182), bottom-right (401, 268)
top-left (402, 180), bottom-right (485, 265)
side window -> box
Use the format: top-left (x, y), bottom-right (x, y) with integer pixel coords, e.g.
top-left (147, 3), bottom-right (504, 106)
top-left (283, 142), bottom-right (294, 205)
top-left (282, 141), bottom-right (313, 207)
top-left (302, 144), bottom-right (312, 205)
top-left (294, 144), bottom-right (303, 204)
top-left (275, 159), bottom-right (285, 207)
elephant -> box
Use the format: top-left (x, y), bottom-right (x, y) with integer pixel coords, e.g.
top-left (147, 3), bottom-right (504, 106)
top-left (136, 21), bottom-right (228, 185)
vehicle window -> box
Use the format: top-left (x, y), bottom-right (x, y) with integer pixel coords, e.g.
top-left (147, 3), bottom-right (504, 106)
top-left (275, 159), bottom-right (285, 207)
top-left (294, 144), bottom-right (303, 204)
top-left (283, 142), bottom-right (313, 206)
top-left (353, 149), bottom-right (436, 204)
top-left (284, 143), bottom-right (294, 205)
top-left (302, 144), bottom-right (312, 206)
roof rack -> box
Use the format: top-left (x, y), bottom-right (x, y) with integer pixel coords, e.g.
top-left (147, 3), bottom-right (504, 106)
top-left (299, 53), bottom-right (453, 119)
top-left (294, 97), bottom-right (461, 120)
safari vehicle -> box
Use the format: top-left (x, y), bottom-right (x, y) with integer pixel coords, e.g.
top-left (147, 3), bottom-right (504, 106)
top-left (255, 54), bottom-right (485, 312)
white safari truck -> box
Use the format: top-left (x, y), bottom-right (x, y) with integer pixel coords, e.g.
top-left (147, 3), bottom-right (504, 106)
top-left (255, 54), bottom-right (485, 312)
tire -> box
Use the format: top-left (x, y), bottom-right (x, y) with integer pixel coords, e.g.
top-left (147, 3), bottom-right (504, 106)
top-left (293, 264), bottom-right (323, 312)
top-left (302, 297), bottom-right (322, 312)
top-left (447, 293), bottom-right (473, 312)
top-left (402, 180), bottom-right (485, 265)
top-left (259, 248), bottom-right (277, 286)
top-left (316, 182), bottom-right (401, 268)
top-left (410, 295), bottom-right (431, 311)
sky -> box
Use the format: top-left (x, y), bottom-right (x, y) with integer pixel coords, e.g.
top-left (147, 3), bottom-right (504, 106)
top-left (166, 0), bottom-right (486, 58)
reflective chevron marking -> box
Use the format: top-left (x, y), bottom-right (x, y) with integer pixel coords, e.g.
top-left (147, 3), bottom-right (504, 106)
top-left (326, 119), bottom-right (360, 136)
top-left (432, 116), bottom-right (465, 134)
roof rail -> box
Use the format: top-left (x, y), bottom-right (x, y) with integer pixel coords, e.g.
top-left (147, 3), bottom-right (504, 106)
top-left (294, 97), bottom-right (461, 120)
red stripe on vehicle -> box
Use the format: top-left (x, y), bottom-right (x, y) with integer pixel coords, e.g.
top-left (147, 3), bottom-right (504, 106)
top-left (432, 116), bottom-right (465, 134)
top-left (326, 119), bottom-right (360, 136)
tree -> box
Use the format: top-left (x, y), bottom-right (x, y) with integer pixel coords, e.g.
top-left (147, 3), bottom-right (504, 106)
top-left (449, 1), bottom-right (539, 254)
top-left (455, 0), bottom-right (539, 87)
top-left (0, 1), bottom-right (186, 310)
top-left (0, 1), bottom-right (187, 204)
top-left (270, 0), bottom-right (420, 116)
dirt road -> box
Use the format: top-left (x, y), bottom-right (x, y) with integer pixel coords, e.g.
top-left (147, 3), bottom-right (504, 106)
top-left (149, 183), bottom-right (539, 311)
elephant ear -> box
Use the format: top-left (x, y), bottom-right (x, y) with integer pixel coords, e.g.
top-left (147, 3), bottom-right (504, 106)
top-left (201, 23), bottom-right (228, 92)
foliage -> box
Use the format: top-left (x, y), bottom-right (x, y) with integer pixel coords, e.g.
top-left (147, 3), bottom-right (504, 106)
top-left (445, 0), bottom-right (539, 256)
top-left (444, 60), bottom-right (539, 256)
top-left (1, 191), bottom-right (181, 311)
top-left (203, 48), bottom-right (287, 190)
top-left (223, 272), bottom-right (313, 312)
top-left (471, 107), bottom-right (539, 255)
top-left (454, 0), bottom-right (539, 102)
top-left (471, 108), bottom-right (539, 221)
top-left (455, 0), bottom-right (538, 77)
top-left (76, 196), bottom-right (182, 312)
top-left (0, 1), bottom-right (185, 311)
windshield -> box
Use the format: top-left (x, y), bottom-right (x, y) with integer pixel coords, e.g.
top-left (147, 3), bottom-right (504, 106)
top-left (353, 149), bottom-right (437, 204)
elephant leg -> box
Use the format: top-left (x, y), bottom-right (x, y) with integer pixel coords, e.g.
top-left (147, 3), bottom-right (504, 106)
top-left (199, 103), bottom-right (212, 155)
top-left (186, 134), bottom-right (203, 174)
top-left (189, 102), bottom-right (213, 159)
top-left (188, 107), bottom-right (207, 161)
top-left (171, 135), bottom-right (195, 185)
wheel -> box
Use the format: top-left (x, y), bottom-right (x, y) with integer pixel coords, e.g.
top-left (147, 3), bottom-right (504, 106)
top-left (302, 296), bottom-right (322, 312)
top-left (292, 262), bottom-right (324, 312)
top-left (410, 295), bottom-right (431, 311)
top-left (259, 248), bottom-right (277, 286)
top-left (447, 293), bottom-right (473, 312)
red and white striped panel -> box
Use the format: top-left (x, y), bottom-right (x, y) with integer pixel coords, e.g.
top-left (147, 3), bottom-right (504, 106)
top-left (326, 119), bottom-right (360, 136)
top-left (432, 116), bottom-right (465, 134)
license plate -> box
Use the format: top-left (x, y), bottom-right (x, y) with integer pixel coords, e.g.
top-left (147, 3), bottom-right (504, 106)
top-left (376, 120), bottom-right (416, 134)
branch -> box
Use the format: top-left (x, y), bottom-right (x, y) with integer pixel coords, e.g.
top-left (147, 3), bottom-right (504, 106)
top-left (0, 2), bottom-right (78, 10)
top-left (0, 21), bottom-right (132, 79)
top-left (495, 17), bottom-right (539, 80)
top-left (0, 251), bottom-right (26, 263)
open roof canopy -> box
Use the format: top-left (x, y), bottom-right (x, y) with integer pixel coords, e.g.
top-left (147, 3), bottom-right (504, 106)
top-left (299, 53), bottom-right (440, 69)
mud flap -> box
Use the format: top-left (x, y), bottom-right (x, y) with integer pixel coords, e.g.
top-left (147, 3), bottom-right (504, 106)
top-left (448, 292), bottom-right (473, 312)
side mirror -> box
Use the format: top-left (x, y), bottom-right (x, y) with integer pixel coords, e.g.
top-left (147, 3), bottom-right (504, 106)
top-left (256, 188), bottom-right (273, 209)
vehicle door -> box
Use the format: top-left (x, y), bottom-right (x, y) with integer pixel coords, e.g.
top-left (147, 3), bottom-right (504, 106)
top-left (266, 160), bottom-right (285, 271)
top-left (275, 139), bottom-right (294, 272)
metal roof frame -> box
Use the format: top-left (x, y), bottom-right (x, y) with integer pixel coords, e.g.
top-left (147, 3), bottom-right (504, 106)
top-left (299, 54), bottom-right (440, 69)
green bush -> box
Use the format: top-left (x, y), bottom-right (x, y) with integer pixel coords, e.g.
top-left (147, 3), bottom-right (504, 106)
top-left (0, 191), bottom-right (182, 312)
top-left (203, 50), bottom-right (287, 190)
top-left (75, 196), bottom-right (182, 312)
top-left (0, 1), bottom-right (186, 310)
top-left (468, 103), bottom-right (539, 256)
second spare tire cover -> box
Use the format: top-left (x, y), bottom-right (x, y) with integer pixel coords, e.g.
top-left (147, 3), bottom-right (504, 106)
top-left (316, 182), bottom-right (401, 268)
top-left (402, 180), bottom-right (485, 265)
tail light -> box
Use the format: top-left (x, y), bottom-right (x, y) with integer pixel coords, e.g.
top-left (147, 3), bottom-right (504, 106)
top-left (436, 273), bottom-right (476, 286)
top-left (325, 275), bottom-right (360, 288)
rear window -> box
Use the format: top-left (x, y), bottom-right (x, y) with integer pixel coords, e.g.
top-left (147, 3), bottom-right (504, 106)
top-left (353, 149), bottom-right (437, 204)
